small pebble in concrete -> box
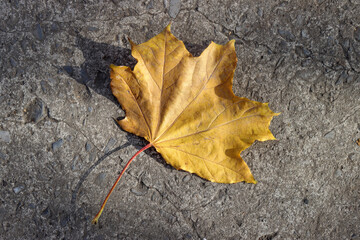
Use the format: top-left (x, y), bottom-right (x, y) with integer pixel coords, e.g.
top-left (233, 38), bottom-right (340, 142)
top-left (94, 172), bottom-right (107, 186)
top-left (151, 191), bottom-right (162, 202)
top-left (0, 131), bottom-right (11, 143)
top-left (85, 142), bottom-right (92, 151)
top-left (32, 24), bottom-right (44, 41)
top-left (104, 138), bottom-right (116, 153)
top-left (9, 57), bottom-right (17, 67)
top-left (303, 198), bottom-right (309, 204)
top-left (40, 80), bottom-right (50, 94)
top-left (51, 22), bottom-right (60, 32)
top-left (71, 155), bottom-right (79, 171)
top-left (184, 233), bottom-right (193, 239)
top-left (345, 75), bottom-right (353, 84)
top-left (41, 207), bottom-right (50, 217)
top-left (182, 174), bottom-right (191, 183)
top-left (334, 169), bottom-right (342, 177)
top-left (47, 77), bottom-right (56, 84)
top-left (146, 0), bottom-right (153, 9)
top-left (25, 98), bottom-right (44, 123)
top-left (301, 29), bottom-right (309, 38)
top-left (20, 38), bottom-right (27, 51)
top-left (52, 139), bottom-right (63, 151)
top-left (63, 66), bottom-right (74, 76)
top-left (337, 72), bottom-right (349, 85)
top-left (0, 153), bottom-right (6, 164)
top-left (324, 130), bottom-right (335, 139)
top-left (168, 0), bottom-right (181, 18)
top-left (278, 29), bottom-right (295, 42)
top-left (295, 46), bottom-right (311, 58)
top-left (13, 185), bottom-right (25, 194)
top-left (87, 26), bottom-right (99, 32)
top-left (131, 182), bottom-right (148, 196)
top-left (279, 40), bottom-right (290, 52)
top-left (348, 153), bottom-right (356, 161)
top-left (89, 152), bottom-right (96, 162)
top-left (301, 59), bottom-right (312, 67)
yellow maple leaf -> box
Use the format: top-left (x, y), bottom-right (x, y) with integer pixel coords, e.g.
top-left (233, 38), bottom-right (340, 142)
top-left (92, 24), bottom-right (279, 224)
top-left (111, 24), bottom-right (278, 183)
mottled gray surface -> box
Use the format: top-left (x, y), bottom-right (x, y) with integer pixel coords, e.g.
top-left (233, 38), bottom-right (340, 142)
top-left (1, 1), bottom-right (359, 239)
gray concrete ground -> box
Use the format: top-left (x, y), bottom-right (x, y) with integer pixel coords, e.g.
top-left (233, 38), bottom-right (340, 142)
top-left (1, 0), bottom-right (359, 239)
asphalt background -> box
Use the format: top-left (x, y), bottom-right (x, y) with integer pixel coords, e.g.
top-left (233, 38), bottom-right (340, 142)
top-left (0, 0), bottom-right (359, 239)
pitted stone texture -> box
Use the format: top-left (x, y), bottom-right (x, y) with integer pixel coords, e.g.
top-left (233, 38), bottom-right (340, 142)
top-left (0, 0), bottom-right (359, 239)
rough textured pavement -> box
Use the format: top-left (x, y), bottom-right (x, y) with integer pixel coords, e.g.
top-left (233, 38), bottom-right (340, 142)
top-left (1, 1), bottom-right (359, 239)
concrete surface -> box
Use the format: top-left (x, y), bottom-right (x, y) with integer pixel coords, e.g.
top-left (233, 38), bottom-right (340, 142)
top-left (1, 0), bottom-right (359, 239)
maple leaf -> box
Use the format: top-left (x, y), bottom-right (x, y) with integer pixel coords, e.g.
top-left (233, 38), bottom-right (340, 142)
top-left (92, 24), bottom-right (279, 224)
top-left (111, 24), bottom-right (279, 183)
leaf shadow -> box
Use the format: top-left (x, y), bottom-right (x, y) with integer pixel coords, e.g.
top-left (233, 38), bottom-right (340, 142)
top-left (70, 143), bottom-right (130, 207)
top-left (70, 133), bottom-right (151, 215)
top-left (183, 41), bottom-right (208, 57)
top-left (60, 35), bottom-right (208, 105)
top-left (61, 35), bottom-right (137, 106)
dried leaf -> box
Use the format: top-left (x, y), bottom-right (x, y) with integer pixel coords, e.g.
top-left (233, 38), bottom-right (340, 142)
top-left (110, 24), bottom-right (279, 184)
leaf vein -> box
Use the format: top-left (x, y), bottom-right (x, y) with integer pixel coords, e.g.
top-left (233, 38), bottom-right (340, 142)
top-left (155, 112), bottom-right (271, 144)
top-left (135, 47), bottom-right (161, 90)
top-left (168, 147), bottom-right (243, 177)
top-left (153, 48), bottom-right (232, 143)
top-left (117, 76), bottom-right (152, 138)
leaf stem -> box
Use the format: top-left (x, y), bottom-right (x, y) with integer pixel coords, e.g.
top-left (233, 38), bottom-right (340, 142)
top-left (91, 143), bottom-right (152, 224)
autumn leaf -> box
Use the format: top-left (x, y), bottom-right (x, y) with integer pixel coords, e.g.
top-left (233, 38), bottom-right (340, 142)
top-left (92, 24), bottom-right (279, 224)
top-left (111, 24), bottom-right (279, 183)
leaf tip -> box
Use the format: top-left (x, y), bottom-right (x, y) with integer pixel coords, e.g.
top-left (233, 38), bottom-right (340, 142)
top-left (246, 176), bottom-right (257, 184)
top-left (109, 64), bottom-right (117, 71)
top-left (128, 37), bottom-right (136, 48)
top-left (166, 22), bottom-right (172, 31)
top-left (229, 39), bottom-right (236, 46)
top-left (244, 176), bottom-right (257, 184)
